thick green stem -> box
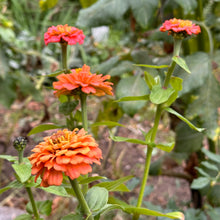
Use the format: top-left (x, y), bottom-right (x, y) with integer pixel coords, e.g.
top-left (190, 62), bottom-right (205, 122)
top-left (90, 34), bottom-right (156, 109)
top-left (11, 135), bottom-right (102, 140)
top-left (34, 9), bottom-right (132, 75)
top-left (26, 187), bottom-right (40, 219)
top-left (18, 150), bottom-right (24, 164)
top-left (163, 38), bottom-right (182, 88)
top-left (80, 93), bottom-right (88, 131)
top-left (61, 42), bottom-right (68, 73)
top-left (133, 38), bottom-right (182, 220)
top-left (69, 178), bottom-right (93, 220)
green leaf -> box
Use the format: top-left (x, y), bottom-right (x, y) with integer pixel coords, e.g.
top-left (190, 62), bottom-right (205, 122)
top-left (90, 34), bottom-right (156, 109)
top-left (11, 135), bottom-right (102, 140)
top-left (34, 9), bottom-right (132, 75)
top-left (39, 0), bottom-right (58, 11)
top-left (12, 163), bottom-right (32, 183)
top-left (26, 200), bottom-right (52, 216)
top-left (109, 61), bottom-right (134, 77)
top-left (124, 206), bottom-right (184, 219)
top-left (150, 85), bottom-right (175, 104)
top-left (110, 133), bottom-right (149, 145)
top-left (40, 185), bottom-right (70, 197)
top-left (85, 187), bottom-right (108, 212)
top-left (93, 204), bottom-right (124, 216)
top-left (46, 69), bottom-right (65, 77)
top-left (195, 167), bottom-right (211, 178)
top-left (28, 124), bottom-right (63, 136)
top-left (170, 76), bottom-right (183, 91)
top-left (61, 214), bottom-right (82, 220)
top-left (129, 0), bottom-right (159, 29)
top-left (191, 177), bottom-right (210, 189)
top-left (156, 142), bottom-right (175, 153)
top-left (59, 101), bottom-right (79, 115)
top-left (172, 56), bottom-right (191, 73)
top-left (174, 0), bottom-right (198, 14)
top-left (186, 67), bottom-right (220, 138)
top-left (91, 121), bottom-right (125, 128)
top-left (144, 71), bottom-right (156, 90)
top-left (174, 121), bottom-right (204, 154)
top-left (78, 176), bottom-right (107, 184)
top-left (201, 161), bottom-right (219, 172)
top-left (165, 107), bottom-right (205, 132)
top-left (14, 214), bottom-right (33, 220)
top-left (201, 148), bottom-right (220, 164)
top-left (95, 175), bottom-right (133, 192)
top-left (116, 75), bottom-right (149, 116)
top-left (80, 0), bottom-right (98, 8)
top-left (115, 95), bottom-right (149, 102)
top-left (0, 155), bottom-right (17, 162)
top-left (0, 180), bottom-right (23, 194)
top-left (76, 0), bottom-right (130, 27)
top-left (135, 64), bottom-right (169, 69)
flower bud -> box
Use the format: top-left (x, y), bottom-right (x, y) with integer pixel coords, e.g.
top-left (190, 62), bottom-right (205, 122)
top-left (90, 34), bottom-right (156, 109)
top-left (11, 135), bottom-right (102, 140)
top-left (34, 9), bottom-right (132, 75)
top-left (13, 137), bottom-right (27, 152)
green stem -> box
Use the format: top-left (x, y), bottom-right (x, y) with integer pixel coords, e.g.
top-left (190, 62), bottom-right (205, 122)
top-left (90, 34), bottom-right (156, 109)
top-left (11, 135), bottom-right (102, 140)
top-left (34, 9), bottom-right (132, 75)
top-left (26, 187), bottom-right (40, 220)
top-left (18, 150), bottom-right (24, 164)
top-left (18, 150), bottom-right (40, 219)
top-left (69, 177), bottom-right (93, 220)
top-left (80, 93), bottom-right (88, 131)
top-left (133, 38), bottom-right (182, 220)
top-left (61, 42), bottom-right (68, 73)
top-left (163, 38), bottom-right (182, 88)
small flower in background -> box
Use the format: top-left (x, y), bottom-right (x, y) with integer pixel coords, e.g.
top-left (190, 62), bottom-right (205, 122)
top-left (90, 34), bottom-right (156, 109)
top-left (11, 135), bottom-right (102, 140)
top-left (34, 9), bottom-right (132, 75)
top-left (44, 24), bottom-right (85, 45)
top-left (29, 128), bottom-right (102, 187)
top-left (160, 18), bottom-right (201, 37)
top-left (53, 64), bottom-right (114, 97)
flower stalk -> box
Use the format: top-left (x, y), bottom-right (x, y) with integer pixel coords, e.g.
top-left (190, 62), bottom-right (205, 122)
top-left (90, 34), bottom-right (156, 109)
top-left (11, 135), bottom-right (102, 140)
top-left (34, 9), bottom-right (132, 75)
top-left (133, 38), bottom-right (182, 220)
top-left (69, 177), bottom-right (94, 220)
top-left (61, 42), bottom-right (68, 73)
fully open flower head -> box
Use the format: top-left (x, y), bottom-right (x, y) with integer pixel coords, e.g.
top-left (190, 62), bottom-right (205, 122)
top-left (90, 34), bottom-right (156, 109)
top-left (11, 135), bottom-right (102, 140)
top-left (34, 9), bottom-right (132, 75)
top-left (29, 129), bottom-right (102, 187)
top-left (160, 18), bottom-right (201, 38)
top-left (53, 64), bottom-right (113, 97)
top-left (44, 24), bottom-right (85, 45)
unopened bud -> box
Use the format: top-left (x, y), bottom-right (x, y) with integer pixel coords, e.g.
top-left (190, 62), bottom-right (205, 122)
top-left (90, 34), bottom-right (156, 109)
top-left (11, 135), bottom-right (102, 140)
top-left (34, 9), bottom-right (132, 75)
top-left (13, 137), bottom-right (27, 151)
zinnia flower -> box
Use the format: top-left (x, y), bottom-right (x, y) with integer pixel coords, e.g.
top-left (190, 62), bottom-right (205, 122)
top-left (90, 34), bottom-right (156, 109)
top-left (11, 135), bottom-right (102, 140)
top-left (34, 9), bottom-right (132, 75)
top-left (44, 24), bottom-right (85, 45)
top-left (160, 18), bottom-right (201, 37)
top-left (29, 128), bottom-right (102, 187)
top-left (53, 64), bottom-right (113, 97)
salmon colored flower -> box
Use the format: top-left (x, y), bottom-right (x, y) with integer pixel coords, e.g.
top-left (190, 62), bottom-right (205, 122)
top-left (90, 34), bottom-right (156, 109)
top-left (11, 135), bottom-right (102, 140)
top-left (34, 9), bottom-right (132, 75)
top-left (44, 24), bottom-right (85, 45)
top-left (160, 18), bottom-right (201, 37)
top-left (29, 129), bottom-right (102, 187)
top-left (53, 64), bottom-right (113, 97)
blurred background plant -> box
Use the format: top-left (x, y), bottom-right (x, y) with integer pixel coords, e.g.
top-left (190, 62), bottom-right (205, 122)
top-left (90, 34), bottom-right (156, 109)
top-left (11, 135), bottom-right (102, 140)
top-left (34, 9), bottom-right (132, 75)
top-left (0, 0), bottom-right (220, 219)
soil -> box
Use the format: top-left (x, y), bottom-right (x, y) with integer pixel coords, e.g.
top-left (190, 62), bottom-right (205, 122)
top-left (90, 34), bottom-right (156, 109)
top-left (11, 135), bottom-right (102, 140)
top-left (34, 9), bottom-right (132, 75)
top-left (0, 95), bottom-right (192, 219)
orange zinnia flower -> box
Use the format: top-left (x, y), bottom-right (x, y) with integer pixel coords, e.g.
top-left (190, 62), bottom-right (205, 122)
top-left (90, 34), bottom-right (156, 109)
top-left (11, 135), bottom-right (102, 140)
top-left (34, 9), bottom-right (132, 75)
top-left (44, 24), bottom-right (85, 45)
top-left (53, 64), bottom-right (113, 97)
top-left (29, 129), bottom-right (102, 187)
top-left (160, 18), bottom-right (201, 37)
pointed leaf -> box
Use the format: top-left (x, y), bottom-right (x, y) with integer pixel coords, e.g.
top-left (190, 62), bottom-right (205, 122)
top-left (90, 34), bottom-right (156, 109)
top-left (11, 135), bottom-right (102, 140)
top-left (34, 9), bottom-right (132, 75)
top-left (135, 64), bottom-right (169, 69)
top-left (165, 107), bottom-right (205, 132)
top-left (195, 167), bottom-right (211, 178)
top-left (93, 204), bottom-right (124, 216)
top-left (28, 124), bottom-right (63, 136)
top-left (144, 71), bottom-right (156, 90)
top-left (12, 163), bottom-right (32, 183)
top-left (26, 200), bottom-right (52, 216)
top-left (201, 161), bottom-right (219, 172)
top-left (150, 85), bottom-right (175, 104)
top-left (0, 155), bottom-right (17, 162)
top-left (201, 148), bottom-right (220, 164)
top-left (85, 187), bottom-right (108, 212)
top-left (116, 75), bottom-right (149, 116)
top-left (115, 95), bottom-right (149, 102)
top-left (14, 214), bottom-right (33, 220)
top-left (172, 56), bottom-right (191, 73)
top-left (76, 0), bottom-right (130, 27)
top-left (0, 180), bottom-right (23, 194)
top-left (156, 142), bottom-right (175, 152)
top-left (124, 206), bottom-right (184, 219)
top-left (91, 121), bottom-right (125, 127)
top-left (170, 76), bottom-right (183, 91)
top-left (191, 177), bottom-right (210, 189)
top-left (40, 185), bottom-right (70, 197)
top-left (110, 133), bottom-right (149, 145)
top-left (59, 101), bottom-right (79, 115)
top-left (95, 175), bottom-right (133, 192)
top-left (78, 176), bottom-right (107, 184)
